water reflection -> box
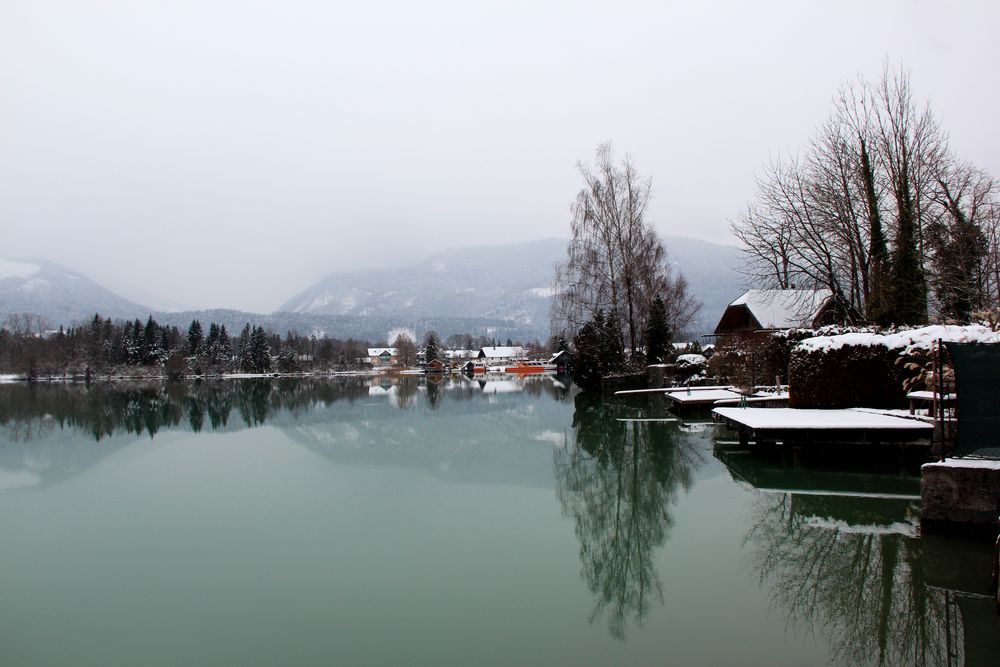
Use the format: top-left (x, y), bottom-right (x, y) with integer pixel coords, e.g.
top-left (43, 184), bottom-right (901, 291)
top-left (554, 393), bottom-right (705, 639)
top-left (0, 375), bottom-right (570, 443)
top-left (721, 449), bottom-right (1000, 667)
top-left (0, 376), bottom-right (574, 494)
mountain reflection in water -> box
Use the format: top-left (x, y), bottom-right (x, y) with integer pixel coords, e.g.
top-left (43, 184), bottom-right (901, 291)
top-left (1, 378), bottom-right (997, 664)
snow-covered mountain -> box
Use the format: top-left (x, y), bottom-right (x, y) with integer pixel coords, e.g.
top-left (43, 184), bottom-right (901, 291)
top-left (280, 236), bottom-right (744, 338)
top-left (281, 238), bottom-right (567, 328)
top-left (0, 257), bottom-right (151, 326)
top-left (3, 235), bottom-right (744, 340)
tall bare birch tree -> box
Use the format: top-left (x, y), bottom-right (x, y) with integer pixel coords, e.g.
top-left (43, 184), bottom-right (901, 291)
top-left (551, 144), bottom-right (698, 357)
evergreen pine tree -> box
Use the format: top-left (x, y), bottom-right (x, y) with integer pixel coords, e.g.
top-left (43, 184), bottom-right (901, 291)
top-left (218, 325), bottom-right (232, 365)
top-left (251, 326), bottom-right (271, 372)
top-left (238, 323), bottom-right (253, 372)
top-left (603, 309), bottom-right (625, 372)
top-left (572, 310), bottom-right (606, 391)
top-left (424, 331), bottom-right (441, 363)
top-left (187, 320), bottom-right (204, 357)
top-left (643, 295), bottom-right (671, 364)
top-left (142, 316), bottom-right (160, 365)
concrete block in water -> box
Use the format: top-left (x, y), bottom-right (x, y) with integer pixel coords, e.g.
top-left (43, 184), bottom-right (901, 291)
top-left (921, 459), bottom-right (1000, 537)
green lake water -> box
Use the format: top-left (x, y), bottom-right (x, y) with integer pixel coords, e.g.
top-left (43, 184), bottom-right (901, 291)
top-left (0, 377), bottom-right (996, 666)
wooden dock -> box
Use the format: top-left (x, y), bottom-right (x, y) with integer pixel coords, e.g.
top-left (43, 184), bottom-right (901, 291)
top-left (613, 385), bottom-right (734, 397)
top-left (713, 393), bottom-right (790, 408)
top-left (713, 407), bottom-right (934, 447)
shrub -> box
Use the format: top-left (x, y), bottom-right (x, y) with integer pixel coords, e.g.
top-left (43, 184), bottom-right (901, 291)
top-left (788, 344), bottom-right (906, 409)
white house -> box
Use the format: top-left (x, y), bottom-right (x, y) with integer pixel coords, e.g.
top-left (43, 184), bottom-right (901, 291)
top-left (478, 346), bottom-right (527, 365)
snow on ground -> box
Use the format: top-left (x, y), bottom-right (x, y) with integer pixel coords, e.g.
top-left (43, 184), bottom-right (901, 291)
top-left (0, 374), bottom-right (24, 383)
top-left (797, 324), bottom-right (1000, 354)
top-left (713, 407), bottom-right (934, 430)
top-left (0, 258), bottom-right (41, 280)
top-left (923, 458), bottom-right (1000, 470)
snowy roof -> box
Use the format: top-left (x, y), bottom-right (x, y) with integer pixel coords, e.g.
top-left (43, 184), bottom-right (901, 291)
top-left (666, 389), bottom-right (743, 403)
top-left (713, 407), bottom-right (934, 430)
top-left (367, 347), bottom-right (397, 356)
top-left (479, 346), bottom-right (525, 358)
top-left (727, 289), bottom-right (834, 329)
top-left (797, 324), bottom-right (1000, 354)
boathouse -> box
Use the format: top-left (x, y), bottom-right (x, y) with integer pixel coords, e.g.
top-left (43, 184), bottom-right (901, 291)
top-left (714, 289), bottom-right (859, 334)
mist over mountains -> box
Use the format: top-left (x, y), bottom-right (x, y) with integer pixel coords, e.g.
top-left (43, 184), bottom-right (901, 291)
top-left (2, 236), bottom-right (743, 342)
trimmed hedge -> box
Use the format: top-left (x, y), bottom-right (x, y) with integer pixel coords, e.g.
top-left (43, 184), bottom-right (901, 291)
top-left (788, 344), bottom-right (907, 409)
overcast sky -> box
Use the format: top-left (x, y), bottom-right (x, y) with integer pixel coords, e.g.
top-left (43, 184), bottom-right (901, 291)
top-left (3, 0), bottom-right (998, 312)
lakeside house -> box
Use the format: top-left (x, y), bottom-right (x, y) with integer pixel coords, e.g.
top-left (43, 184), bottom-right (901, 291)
top-left (478, 346), bottom-right (527, 365)
top-left (714, 289), bottom-right (859, 335)
top-left (367, 347), bottom-right (399, 367)
top-left (424, 359), bottom-right (446, 373)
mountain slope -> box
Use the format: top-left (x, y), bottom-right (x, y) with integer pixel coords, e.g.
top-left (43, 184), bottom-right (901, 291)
top-left (280, 235), bottom-right (744, 338)
top-left (0, 257), bottom-right (151, 325)
top-left (281, 238), bottom-right (566, 329)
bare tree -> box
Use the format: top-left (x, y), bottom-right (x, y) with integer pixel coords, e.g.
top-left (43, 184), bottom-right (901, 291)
top-left (733, 64), bottom-right (995, 325)
top-left (391, 333), bottom-right (416, 367)
top-left (552, 143), bottom-right (698, 356)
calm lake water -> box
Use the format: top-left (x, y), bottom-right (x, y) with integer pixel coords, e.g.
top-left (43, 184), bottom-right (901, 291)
top-left (0, 377), bottom-right (997, 666)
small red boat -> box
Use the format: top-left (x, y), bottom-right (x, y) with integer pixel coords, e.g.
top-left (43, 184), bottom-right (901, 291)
top-left (504, 362), bottom-right (547, 374)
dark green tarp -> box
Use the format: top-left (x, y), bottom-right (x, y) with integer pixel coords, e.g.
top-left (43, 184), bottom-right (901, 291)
top-left (945, 342), bottom-right (1000, 458)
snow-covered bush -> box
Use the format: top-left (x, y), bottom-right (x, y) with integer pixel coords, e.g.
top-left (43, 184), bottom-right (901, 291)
top-left (789, 325), bottom-right (1000, 408)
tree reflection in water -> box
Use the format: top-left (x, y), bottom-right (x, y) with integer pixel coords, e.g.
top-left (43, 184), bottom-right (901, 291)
top-left (554, 393), bottom-right (704, 639)
top-left (0, 375), bottom-right (571, 442)
top-left (745, 491), bottom-right (956, 666)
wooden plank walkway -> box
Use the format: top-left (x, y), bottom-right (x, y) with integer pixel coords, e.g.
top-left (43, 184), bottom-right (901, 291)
top-left (713, 393), bottom-right (790, 408)
top-left (613, 385), bottom-right (734, 397)
top-left (713, 407), bottom-right (933, 446)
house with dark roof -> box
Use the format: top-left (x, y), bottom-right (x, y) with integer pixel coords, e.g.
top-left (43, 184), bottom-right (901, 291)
top-left (714, 289), bottom-right (858, 335)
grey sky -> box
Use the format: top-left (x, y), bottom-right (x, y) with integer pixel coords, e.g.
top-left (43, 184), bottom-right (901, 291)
top-left (3, 0), bottom-right (998, 312)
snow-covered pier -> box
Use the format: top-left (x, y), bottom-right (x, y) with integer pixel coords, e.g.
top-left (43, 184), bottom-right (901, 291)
top-left (713, 407), bottom-right (934, 447)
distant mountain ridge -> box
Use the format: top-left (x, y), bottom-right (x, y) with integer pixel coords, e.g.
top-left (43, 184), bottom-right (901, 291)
top-left (3, 236), bottom-right (744, 341)
top-left (280, 235), bottom-right (744, 339)
top-left (0, 256), bottom-right (150, 325)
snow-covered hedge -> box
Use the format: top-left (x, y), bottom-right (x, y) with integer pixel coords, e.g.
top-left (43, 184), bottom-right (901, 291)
top-left (789, 324), bottom-right (1000, 409)
top-left (795, 324), bottom-right (1000, 354)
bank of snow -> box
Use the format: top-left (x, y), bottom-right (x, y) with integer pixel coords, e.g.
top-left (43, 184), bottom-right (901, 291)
top-left (797, 324), bottom-right (1000, 355)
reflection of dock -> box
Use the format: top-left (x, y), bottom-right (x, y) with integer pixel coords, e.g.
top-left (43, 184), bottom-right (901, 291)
top-left (716, 448), bottom-right (921, 500)
top-left (717, 448), bottom-right (921, 537)
top-left (713, 407), bottom-right (933, 447)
